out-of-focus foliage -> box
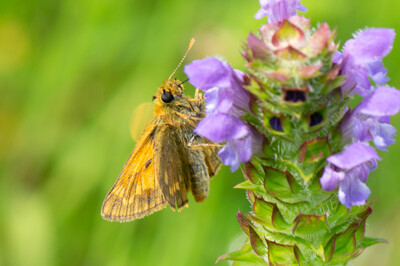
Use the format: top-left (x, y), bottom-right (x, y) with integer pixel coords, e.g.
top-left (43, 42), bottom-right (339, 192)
top-left (0, 0), bottom-right (399, 265)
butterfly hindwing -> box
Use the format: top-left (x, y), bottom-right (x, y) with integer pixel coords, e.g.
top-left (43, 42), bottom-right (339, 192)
top-left (200, 138), bottom-right (221, 178)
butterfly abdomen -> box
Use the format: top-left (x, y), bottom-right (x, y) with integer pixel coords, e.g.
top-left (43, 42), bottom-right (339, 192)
top-left (187, 148), bottom-right (209, 202)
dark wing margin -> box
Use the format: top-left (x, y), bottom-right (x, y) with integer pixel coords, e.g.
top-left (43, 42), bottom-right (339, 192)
top-left (154, 124), bottom-right (191, 210)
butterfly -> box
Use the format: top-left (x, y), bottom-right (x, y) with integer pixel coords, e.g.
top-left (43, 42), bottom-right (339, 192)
top-left (101, 38), bottom-right (221, 222)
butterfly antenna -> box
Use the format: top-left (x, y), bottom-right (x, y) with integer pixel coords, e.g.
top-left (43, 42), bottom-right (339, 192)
top-left (177, 78), bottom-right (189, 86)
top-left (168, 37), bottom-right (196, 80)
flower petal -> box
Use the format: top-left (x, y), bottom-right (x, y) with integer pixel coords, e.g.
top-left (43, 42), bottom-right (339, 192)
top-left (332, 50), bottom-right (342, 64)
top-left (348, 164), bottom-right (370, 183)
top-left (367, 160), bottom-right (378, 172)
top-left (219, 137), bottom-right (253, 171)
top-left (327, 142), bottom-right (381, 170)
top-left (338, 172), bottom-right (371, 208)
top-left (255, 8), bottom-right (268, 20)
top-left (352, 118), bottom-right (374, 142)
top-left (368, 61), bottom-right (389, 84)
top-left (297, 3), bottom-right (307, 12)
top-left (340, 28), bottom-right (395, 96)
top-left (255, 0), bottom-right (307, 22)
top-left (195, 114), bottom-right (249, 143)
top-left (372, 123), bottom-right (396, 151)
top-left (185, 57), bottom-right (250, 114)
top-left (320, 165), bottom-right (345, 191)
top-left (204, 87), bottom-right (233, 115)
top-left (356, 86), bottom-right (400, 117)
top-left (184, 58), bottom-right (233, 91)
top-left (344, 28), bottom-right (395, 65)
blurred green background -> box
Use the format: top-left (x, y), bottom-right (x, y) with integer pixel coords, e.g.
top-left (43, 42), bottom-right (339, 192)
top-left (1, 0), bottom-right (399, 265)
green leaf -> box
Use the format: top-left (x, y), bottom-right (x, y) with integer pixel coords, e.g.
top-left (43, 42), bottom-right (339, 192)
top-left (332, 223), bottom-right (358, 256)
top-left (235, 180), bottom-right (265, 194)
top-left (324, 234), bottom-right (335, 263)
top-left (327, 202), bottom-right (349, 227)
top-left (330, 253), bottom-right (357, 265)
top-left (355, 220), bottom-right (366, 244)
top-left (348, 203), bottom-right (373, 218)
top-left (359, 237), bottom-right (388, 249)
top-left (252, 197), bottom-right (274, 228)
top-left (266, 240), bottom-right (301, 265)
top-left (310, 244), bottom-right (327, 262)
top-left (298, 137), bottom-right (331, 164)
top-left (264, 167), bottom-right (300, 202)
top-left (241, 113), bottom-right (264, 130)
top-left (292, 213), bottom-right (331, 236)
top-left (252, 197), bottom-right (290, 231)
top-left (217, 243), bottom-right (266, 265)
top-left (232, 260), bottom-right (266, 266)
top-left (249, 227), bottom-right (268, 261)
top-left (236, 210), bottom-right (252, 236)
top-left (330, 204), bottom-right (373, 234)
top-left (244, 161), bottom-right (265, 185)
top-left (271, 205), bottom-right (290, 231)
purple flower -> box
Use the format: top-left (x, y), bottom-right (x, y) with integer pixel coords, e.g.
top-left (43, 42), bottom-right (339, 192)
top-left (185, 58), bottom-right (250, 116)
top-left (219, 134), bottom-right (253, 172)
top-left (320, 143), bottom-right (381, 208)
top-left (194, 114), bottom-right (250, 143)
top-left (342, 86), bottom-right (400, 151)
top-left (184, 58), bottom-right (261, 171)
top-left (255, 0), bottom-right (307, 22)
top-left (338, 28), bottom-right (395, 96)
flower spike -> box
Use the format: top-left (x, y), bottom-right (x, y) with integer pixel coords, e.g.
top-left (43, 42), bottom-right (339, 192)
top-left (185, 0), bottom-right (398, 264)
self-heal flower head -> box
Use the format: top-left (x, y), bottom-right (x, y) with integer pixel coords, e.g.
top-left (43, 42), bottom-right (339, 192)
top-left (184, 58), bottom-right (261, 171)
top-left (187, 0), bottom-right (400, 264)
top-left (255, 0), bottom-right (307, 22)
top-left (320, 143), bottom-right (381, 208)
top-left (337, 29), bottom-right (395, 96)
top-left (342, 86), bottom-right (400, 151)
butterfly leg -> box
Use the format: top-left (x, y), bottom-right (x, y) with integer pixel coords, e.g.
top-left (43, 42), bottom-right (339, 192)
top-left (194, 88), bottom-right (203, 100)
top-left (175, 111), bottom-right (202, 121)
top-left (189, 143), bottom-right (223, 149)
top-left (188, 135), bottom-right (223, 148)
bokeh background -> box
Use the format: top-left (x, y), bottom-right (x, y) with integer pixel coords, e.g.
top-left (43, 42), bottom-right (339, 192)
top-left (1, 0), bottom-right (399, 265)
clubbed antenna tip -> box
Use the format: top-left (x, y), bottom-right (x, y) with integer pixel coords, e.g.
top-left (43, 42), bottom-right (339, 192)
top-left (168, 37), bottom-right (196, 80)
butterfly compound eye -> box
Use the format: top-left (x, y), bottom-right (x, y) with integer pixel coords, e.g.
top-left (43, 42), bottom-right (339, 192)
top-left (161, 90), bottom-right (174, 103)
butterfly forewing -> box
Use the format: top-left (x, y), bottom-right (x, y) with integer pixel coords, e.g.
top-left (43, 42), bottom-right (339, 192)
top-left (101, 119), bottom-right (168, 222)
top-left (154, 124), bottom-right (190, 210)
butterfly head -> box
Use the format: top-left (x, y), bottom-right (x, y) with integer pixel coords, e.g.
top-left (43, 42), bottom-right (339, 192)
top-left (152, 79), bottom-right (186, 113)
